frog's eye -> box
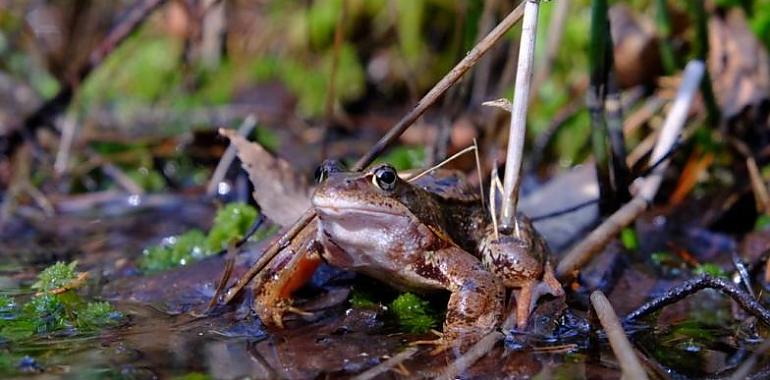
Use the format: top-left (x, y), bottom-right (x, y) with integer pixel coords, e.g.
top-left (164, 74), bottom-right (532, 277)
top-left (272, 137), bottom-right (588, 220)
top-left (372, 164), bottom-right (397, 191)
top-left (314, 159), bottom-right (345, 183)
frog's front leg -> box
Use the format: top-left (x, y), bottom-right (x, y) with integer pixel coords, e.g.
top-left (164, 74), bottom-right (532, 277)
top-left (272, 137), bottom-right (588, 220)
top-left (511, 261), bottom-right (564, 330)
top-left (253, 222), bottom-right (323, 327)
top-left (418, 246), bottom-right (505, 346)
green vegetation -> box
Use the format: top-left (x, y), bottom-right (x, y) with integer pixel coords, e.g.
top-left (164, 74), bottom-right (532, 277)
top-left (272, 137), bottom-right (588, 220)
top-left (0, 262), bottom-right (123, 376)
top-left (755, 214), bottom-right (770, 230)
top-left (389, 292), bottom-right (439, 333)
top-left (348, 287), bottom-right (380, 309)
top-left (30, 261), bottom-right (78, 293)
top-left (376, 146), bottom-right (426, 171)
top-left (140, 203), bottom-right (266, 273)
top-left (1, 262), bottom-right (122, 341)
top-left (693, 263), bottom-right (728, 278)
top-left (620, 227), bottom-right (639, 251)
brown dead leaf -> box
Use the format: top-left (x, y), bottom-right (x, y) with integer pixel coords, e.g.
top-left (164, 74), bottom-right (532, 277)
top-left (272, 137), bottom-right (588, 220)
top-left (219, 128), bottom-right (311, 226)
top-left (708, 9), bottom-right (770, 119)
top-left (610, 4), bottom-right (662, 88)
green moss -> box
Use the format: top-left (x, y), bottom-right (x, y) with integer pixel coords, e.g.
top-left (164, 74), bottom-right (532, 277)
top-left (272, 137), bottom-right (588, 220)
top-left (139, 203), bottom-right (263, 273)
top-left (693, 263), bottom-right (728, 278)
top-left (140, 229), bottom-right (208, 273)
top-left (1, 263), bottom-right (123, 343)
top-left (0, 294), bottom-right (14, 312)
top-left (172, 373), bottom-right (212, 380)
top-left (31, 261), bottom-right (78, 293)
top-left (755, 214), bottom-right (770, 230)
top-left (349, 287), bottom-right (379, 308)
top-left (376, 146), bottom-right (425, 171)
top-left (620, 227), bottom-right (639, 251)
top-left (76, 302), bottom-right (122, 330)
top-left (126, 167), bottom-right (167, 192)
top-left (23, 294), bottom-right (68, 334)
top-left (206, 203), bottom-right (258, 252)
top-left (389, 293), bottom-right (439, 333)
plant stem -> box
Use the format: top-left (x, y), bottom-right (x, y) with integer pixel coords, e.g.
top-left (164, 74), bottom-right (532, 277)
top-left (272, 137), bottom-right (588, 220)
top-left (588, 0), bottom-right (614, 215)
top-left (655, 0), bottom-right (678, 74)
top-left (590, 291), bottom-right (649, 380)
top-left (499, 0), bottom-right (540, 234)
top-left (688, 0), bottom-right (720, 126)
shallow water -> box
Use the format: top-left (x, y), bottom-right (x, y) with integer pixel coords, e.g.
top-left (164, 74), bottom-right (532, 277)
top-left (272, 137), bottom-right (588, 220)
top-left (1, 196), bottom-right (769, 379)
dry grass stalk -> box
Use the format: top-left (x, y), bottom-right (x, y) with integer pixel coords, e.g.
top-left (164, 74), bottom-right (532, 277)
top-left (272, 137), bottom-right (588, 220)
top-left (590, 290), bottom-right (649, 380)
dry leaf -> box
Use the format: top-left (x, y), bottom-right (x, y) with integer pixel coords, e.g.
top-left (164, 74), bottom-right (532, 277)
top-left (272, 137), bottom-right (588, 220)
top-left (219, 128), bottom-right (311, 226)
top-left (709, 9), bottom-right (770, 119)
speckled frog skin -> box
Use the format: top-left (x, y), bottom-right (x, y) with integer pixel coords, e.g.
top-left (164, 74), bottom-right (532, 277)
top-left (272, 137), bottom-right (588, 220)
top-left (311, 163), bottom-right (562, 340)
top-left (253, 162), bottom-right (563, 348)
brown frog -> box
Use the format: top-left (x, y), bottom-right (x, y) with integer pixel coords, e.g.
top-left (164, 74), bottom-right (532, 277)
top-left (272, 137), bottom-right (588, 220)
top-left (253, 162), bottom-right (562, 347)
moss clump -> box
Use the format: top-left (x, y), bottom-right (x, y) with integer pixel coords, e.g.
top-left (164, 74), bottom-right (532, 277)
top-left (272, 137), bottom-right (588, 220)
top-left (140, 203), bottom-right (262, 273)
top-left (76, 302), bottom-right (122, 329)
top-left (693, 263), bottom-right (728, 278)
top-left (206, 203), bottom-right (258, 252)
top-left (348, 287), bottom-right (379, 309)
top-left (389, 293), bottom-right (439, 333)
top-left (1, 262), bottom-right (123, 342)
top-left (0, 294), bottom-right (15, 316)
top-left (140, 229), bottom-right (208, 273)
top-left (30, 261), bottom-right (78, 293)
top-left (23, 294), bottom-right (67, 334)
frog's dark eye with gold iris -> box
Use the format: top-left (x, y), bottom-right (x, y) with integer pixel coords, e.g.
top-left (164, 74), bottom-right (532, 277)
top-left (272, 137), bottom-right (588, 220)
top-left (315, 159), bottom-right (344, 183)
top-left (372, 164), bottom-right (397, 191)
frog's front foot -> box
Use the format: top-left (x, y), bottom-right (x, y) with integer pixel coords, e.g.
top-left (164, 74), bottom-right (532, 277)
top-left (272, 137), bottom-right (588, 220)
top-left (509, 261), bottom-right (564, 330)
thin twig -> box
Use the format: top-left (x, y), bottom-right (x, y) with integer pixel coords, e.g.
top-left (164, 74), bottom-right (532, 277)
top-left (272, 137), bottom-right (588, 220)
top-left (499, 0), bottom-right (541, 234)
top-left (591, 291), bottom-right (649, 380)
top-left (407, 145), bottom-right (477, 183)
top-left (54, 112), bottom-right (78, 174)
top-left (351, 347), bottom-right (420, 380)
top-left (624, 275), bottom-right (770, 326)
top-left (747, 157), bottom-right (770, 213)
top-left (733, 251), bottom-right (756, 299)
top-left (556, 61), bottom-right (705, 281)
top-left (206, 115), bottom-right (258, 196)
top-left (221, 2), bottom-right (528, 303)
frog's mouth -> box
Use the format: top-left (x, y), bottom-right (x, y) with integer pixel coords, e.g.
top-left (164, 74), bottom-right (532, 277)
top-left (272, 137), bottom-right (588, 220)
top-left (312, 197), bottom-right (404, 218)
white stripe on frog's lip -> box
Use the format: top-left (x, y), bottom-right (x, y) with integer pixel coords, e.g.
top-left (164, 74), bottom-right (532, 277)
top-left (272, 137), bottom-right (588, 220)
top-left (312, 196), bottom-right (403, 217)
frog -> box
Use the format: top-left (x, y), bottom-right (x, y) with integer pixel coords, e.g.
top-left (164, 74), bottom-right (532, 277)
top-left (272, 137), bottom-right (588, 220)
top-left (251, 161), bottom-right (563, 347)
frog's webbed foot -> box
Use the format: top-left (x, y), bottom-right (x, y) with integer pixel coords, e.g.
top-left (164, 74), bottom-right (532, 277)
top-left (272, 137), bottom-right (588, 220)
top-left (409, 329), bottom-right (447, 354)
top-left (410, 330), bottom-right (485, 355)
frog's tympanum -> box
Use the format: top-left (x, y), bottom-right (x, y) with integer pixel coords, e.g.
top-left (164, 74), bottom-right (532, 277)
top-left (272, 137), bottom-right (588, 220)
top-left (253, 162), bottom-right (563, 348)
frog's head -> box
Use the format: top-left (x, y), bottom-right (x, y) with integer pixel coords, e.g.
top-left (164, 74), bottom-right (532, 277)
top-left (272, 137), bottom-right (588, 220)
top-left (312, 163), bottom-right (441, 252)
top-left (313, 163), bottom-right (416, 222)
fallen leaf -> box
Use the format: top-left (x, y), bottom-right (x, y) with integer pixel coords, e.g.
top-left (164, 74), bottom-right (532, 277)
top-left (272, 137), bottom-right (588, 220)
top-left (708, 9), bottom-right (770, 119)
top-left (220, 128), bottom-right (311, 226)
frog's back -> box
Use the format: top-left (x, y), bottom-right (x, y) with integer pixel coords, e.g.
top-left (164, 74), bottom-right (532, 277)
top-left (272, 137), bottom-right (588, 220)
top-left (405, 169), bottom-right (480, 203)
